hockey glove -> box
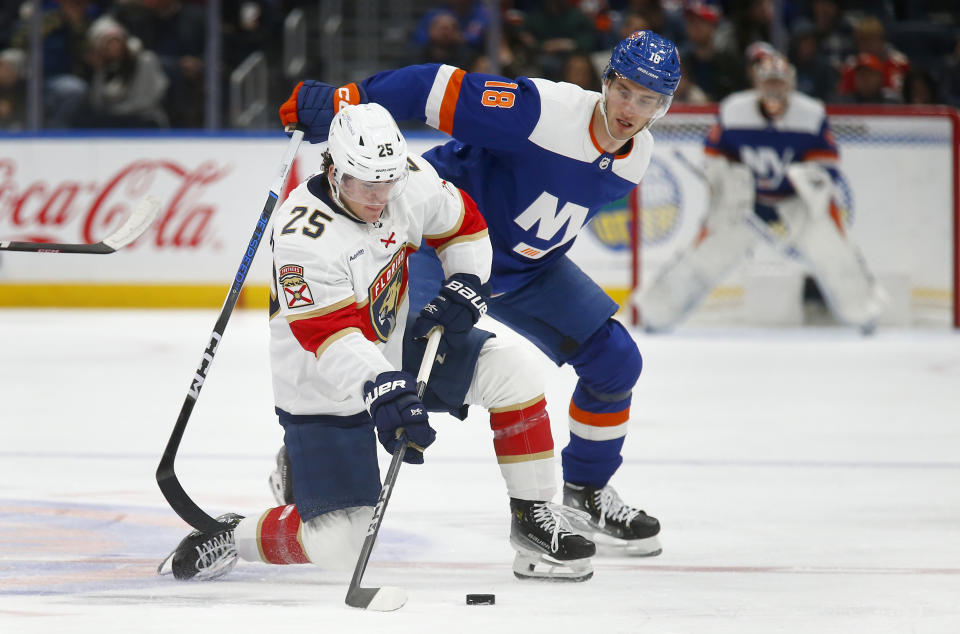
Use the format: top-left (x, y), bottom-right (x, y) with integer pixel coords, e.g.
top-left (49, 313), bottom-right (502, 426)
top-left (278, 80), bottom-right (366, 143)
top-left (411, 273), bottom-right (488, 355)
top-left (364, 371), bottom-right (435, 465)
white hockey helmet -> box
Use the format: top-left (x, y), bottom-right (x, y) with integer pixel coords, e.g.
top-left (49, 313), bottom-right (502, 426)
top-left (753, 53), bottom-right (796, 114)
top-left (327, 103), bottom-right (409, 208)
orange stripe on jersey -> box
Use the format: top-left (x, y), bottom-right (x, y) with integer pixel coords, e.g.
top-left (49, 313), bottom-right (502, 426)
top-left (490, 397), bottom-right (553, 458)
top-left (257, 505), bottom-right (310, 565)
top-left (588, 116), bottom-right (605, 154)
top-left (704, 146), bottom-right (737, 160)
top-left (829, 200), bottom-right (845, 235)
top-left (438, 69), bottom-right (466, 135)
top-left (803, 149), bottom-right (839, 161)
top-left (425, 188), bottom-right (488, 251)
top-left (569, 401), bottom-right (629, 427)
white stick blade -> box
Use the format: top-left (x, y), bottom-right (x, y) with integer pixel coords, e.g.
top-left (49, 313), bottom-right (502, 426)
top-left (102, 195), bottom-right (162, 250)
top-left (365, 586), bottom-right (407, 612)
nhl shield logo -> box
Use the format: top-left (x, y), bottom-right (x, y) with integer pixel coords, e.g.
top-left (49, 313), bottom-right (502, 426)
top-left (368, 248), bottom-right (407, 342)
top-left (279, 264), bottom-right (314, 309)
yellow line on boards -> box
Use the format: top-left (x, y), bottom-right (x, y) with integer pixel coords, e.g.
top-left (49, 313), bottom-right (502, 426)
top-left (0, 284), bottom-right (271, 309)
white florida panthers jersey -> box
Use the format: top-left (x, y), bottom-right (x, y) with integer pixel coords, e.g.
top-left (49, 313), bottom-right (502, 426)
top-left (268, 154), bottom-right (490, 417)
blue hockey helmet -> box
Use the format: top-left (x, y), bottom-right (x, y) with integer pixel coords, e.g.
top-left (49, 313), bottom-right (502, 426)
top-left (603, 30), bottom-right (681, 97)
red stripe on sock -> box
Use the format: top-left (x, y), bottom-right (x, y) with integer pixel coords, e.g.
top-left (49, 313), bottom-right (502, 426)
top-left (490, 398), bottom-right (553, 457)
top-left (259, 505), bottom-right (310, 565)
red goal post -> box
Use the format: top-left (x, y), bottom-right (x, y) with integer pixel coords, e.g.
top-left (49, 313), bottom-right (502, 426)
top-left (630, 103), bottom-right (960, 329)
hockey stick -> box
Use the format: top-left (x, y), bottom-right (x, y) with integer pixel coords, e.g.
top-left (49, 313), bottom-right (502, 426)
top-left (156, 130), bottom-right (304, 534)
top-left (345, 326), bottom-right (443, 612)
top-left (0, 196), bottom-right (162, 254)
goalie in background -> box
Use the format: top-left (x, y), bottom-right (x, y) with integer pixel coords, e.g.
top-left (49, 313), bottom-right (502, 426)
top-left (159, 103), bottom-right (596, 584)
top-left (633, 52), bottom-right (887, 334)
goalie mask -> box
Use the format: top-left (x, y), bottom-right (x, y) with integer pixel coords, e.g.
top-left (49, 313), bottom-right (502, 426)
top-left (600, 30), bottom-right (681, 140)
top-left (327, 103), bottom-right (409, 211)
top-left (752, 54), bottom-right (796, 118)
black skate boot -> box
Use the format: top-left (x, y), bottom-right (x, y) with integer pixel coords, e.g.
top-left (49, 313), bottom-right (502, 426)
top-left (510, 498), bottom-right (596, 582)
top-left (563, 483), bottom-right (662, 556)
top-left (157, 513), bottom-right (243, 580)
top-left (268, 446), bottom-right (294, 506)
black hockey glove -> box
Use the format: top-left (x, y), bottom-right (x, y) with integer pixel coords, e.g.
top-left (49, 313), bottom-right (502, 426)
top-left (411, 273), bottom-right (488, 354)
top-left (364, 370), bottom-right (435, 465)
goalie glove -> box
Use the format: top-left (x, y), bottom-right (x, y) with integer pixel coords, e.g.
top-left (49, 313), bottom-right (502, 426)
top-left (411, 273), bottom-right (488, 355)
top-left (278, 80), bottom-right (366, 142)
top-left (364, 371), bottom-right (435, 465)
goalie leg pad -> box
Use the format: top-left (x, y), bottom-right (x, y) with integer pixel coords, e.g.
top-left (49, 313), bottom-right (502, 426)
top-left (635, 219), bottom-right (758, 331)
top-left (787, 201), bottom-right (887, 328)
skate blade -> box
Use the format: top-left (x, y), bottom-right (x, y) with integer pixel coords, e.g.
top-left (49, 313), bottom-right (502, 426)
top-left (591, 532), bottom-right (662, 557)
top-left (157, 551), bottom-right (175, 576)
top-left (512, 552), bottom-right (593, 582)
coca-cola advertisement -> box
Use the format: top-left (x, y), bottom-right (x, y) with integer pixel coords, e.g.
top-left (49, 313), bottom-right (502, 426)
top-left (0, 137), bottom-right (441, 287)
top-left (0, 138), bottom-right (328, 283)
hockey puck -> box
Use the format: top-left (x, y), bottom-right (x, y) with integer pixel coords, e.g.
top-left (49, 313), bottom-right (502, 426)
top-left (465, 594), bottom-right (495, 605)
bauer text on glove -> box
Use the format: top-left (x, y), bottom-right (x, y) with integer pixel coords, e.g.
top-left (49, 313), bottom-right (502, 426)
top-left (411, 273), bottom-right (488, 354)
top-left (364, 371), bottom-right (435, 464)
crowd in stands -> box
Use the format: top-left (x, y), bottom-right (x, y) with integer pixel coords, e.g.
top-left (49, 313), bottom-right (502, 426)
top-left (1, 0), bottom-right (959, 131)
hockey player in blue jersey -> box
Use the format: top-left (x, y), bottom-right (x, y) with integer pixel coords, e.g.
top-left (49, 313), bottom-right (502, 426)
top-left (634, 52), bottom-right (886, 332)
top-left (278, 30), bottom-right (682, 558)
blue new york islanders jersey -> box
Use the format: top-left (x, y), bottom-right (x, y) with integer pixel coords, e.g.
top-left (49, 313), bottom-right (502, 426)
top-left (360, 63), bottom-right (654, 294)
top-left (704, 89), bottom-right (839, 201)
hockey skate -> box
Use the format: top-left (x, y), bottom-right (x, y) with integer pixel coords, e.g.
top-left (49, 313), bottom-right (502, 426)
top-left (510, 498), bottom-right (596, 582)
top-left (269, 446), bottom-right (293, 506)
top-left (157, 513), bottom-right (243, 580)
top-left (563, 483), bottom-right (662, 556)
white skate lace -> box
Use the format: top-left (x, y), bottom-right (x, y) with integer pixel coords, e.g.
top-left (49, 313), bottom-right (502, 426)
top-left (193, 532), bottom-right (237, 579)
top-left (532, 502), bottom-right (591, 553)
top-left (595, 486), bottom-right (641, 529)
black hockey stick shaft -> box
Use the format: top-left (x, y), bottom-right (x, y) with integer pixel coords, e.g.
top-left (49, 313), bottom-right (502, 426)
top-left (0, 196), bottom-right (162, 254)
top-left (157, 130), bottom-right (304, 533)
top-left (345, 327), bottom-right (443, 610)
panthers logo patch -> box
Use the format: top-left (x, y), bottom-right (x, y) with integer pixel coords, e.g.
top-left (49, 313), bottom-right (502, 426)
top-left (368, 248), bottom-right (408, 342)
top-left (279, 264), bottom-right (314, 309)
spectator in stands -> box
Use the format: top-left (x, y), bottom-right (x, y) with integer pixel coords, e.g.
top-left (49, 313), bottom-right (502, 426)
top-left (810, 0), bottom-right (854, 69)
top-left (622, 0), bottom-right (686, 50)
top-left (0, 48), bottom-right (26, 130)
top-left (413, 0), bottom-right (490, 51)
top-left (561, 52), bottom-right (601, 91)
top-left (672, 55), bottom-right (709, 104)
top-left (901, 69), bottom-right (938, 105)
top-left (414, 10), bottom-right (478, 69)
top-left (112, 0), bottom-right (205, 127)
top-left (838, 16), bottom-right (910, 99)
top-left (939, 36), bottom-right (960, 108)
top-left (83, 16), bottom-right (169, 127)
top-left (522, 0), bottom-right (597, 79)
top-left (732, 0), bottom-right (775, 55)
top-left (839, 53), bottom-right (902, 104)
top-left (789, 17), bottom-right (838, 101)
top-left (10, 0), bottom-right (100, 128)
top-left (679, 1), bottom-right (746, 101)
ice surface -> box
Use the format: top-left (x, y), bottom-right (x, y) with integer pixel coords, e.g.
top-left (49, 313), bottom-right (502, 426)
top-left (1, 309), bottom-right (959, 633)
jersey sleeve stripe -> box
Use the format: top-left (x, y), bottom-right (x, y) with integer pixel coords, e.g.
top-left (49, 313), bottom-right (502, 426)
top-left (425, 64), bottom-right (458, 129)
top-left (315, 326), bottom-right (364, 358)
top-left (285, 296), bottom-right (355, 323)
top-left (803, 149), bottom-right (839, 162)
top-left (438, 68), bottom-right (466, 135)
top-left (432, 229), bottom-right (490, 254)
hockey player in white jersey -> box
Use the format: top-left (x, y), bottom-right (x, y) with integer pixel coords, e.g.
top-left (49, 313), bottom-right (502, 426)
top-left (159, 104), bottom-right (595, 583)
top-left (635, 53), bottom-right (886, 332)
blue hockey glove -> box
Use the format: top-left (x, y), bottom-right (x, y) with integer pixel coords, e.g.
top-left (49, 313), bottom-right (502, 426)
top-left (364, 371), bottom-right (435, 464)
top-left (411, 273), bottom-right (488, 355)
top-left (278, 80), bottom-right (367, 143)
